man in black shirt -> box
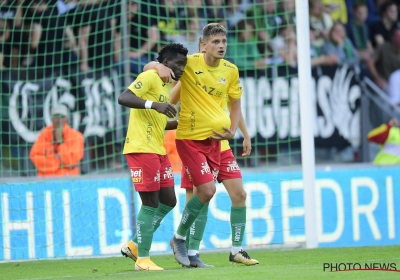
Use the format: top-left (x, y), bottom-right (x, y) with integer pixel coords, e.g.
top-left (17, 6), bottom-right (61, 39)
top-left (370, 1), bottom-right (400, 48)
top-left (125, 1), bottom-right (159, 76)
top-left (0, 0), bottom-right (23, 68)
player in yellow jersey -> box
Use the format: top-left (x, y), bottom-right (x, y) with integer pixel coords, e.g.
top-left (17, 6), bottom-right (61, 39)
top-left (171, 39), bottom-right (257, 267)
top-left (144, 23), bottom-right (258, 267)
top-left (118, 43), bottom-right (188, 271)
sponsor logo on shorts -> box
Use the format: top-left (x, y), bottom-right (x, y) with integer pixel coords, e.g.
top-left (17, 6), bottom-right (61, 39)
top-left (200, 162), bottom-right (211, 175)
top-left (185, 166), bottom-right (193, 182)
top-left (212, 168), bottom-right (219, 181)
top-left (227, 161), bottom-right (240, 172)
top-left (163, 166), bottom-right (173, 179)
top-left (154, 170), bottom-right (160, 182)
top-left (130, 167), bottom-right (143, 184)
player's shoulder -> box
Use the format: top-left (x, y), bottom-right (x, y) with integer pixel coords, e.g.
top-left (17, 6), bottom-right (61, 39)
top-left (187, 53), bottom-right (202, 60)
top-left (220, 59), bottom-right (239, 72)
top-left (139, 69), bottom-right (160, 79)
top-left (187, 53), bottom-right (203, 65)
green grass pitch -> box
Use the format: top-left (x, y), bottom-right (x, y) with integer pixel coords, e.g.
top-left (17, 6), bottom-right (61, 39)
top-left (1, 246), bottom-right (399, 280)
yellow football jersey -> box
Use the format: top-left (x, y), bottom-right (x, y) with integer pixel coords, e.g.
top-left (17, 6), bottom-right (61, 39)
top-left (123, 70), bottom-right (169, 155)
top-left (177, 53), bottom-right (243, 140)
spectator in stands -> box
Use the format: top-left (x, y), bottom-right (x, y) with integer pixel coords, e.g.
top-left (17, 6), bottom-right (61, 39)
top-left (270, 20), bottom-right (297, 67)
top-left (0, 0), bottom-right (23, 68)
top-left (225, 0), bottom-right (246, 30)
top-left (179, 0), bottom-right (208, 31)
top-left (388, 69), bottom-right (400, 106)
top-left (23, 0), bottom-right (68, 72)
top-left (310, 25), bottom-right (339, 66)
top-left (280, 0), bottom-right (296, 23)
top-left (366, 28), bottom-right (400, 89)
top-left (346, 2), bottom-right (374, 64)
top-left (172, 18), bottom-right (202, 54)
top-left (346, 0), bottom-right (380, 25)
top-left (0, 19), bottom-right (10, 70)
top-left (323, 0), bottom-right (348, 24)
top-left (30, 104), bottom-right (84, 177)
top-left (322, 22), bottom-right (360, 66)
top-left (367, 118), bottom-right (400, 165)
top-left (75, 1), bottom-right (114, 73)
top-left (205, 0), bottom-right (227, 21)
top-left (309, 0), bottom-right (333, 47)
top-left (246, 0), bottom-right (282, 54)
top-left (154, 0), bottom-right (180, 44)
top-left (225, 19), bottom-right (268, 71)
top-left (124, 0), bottom-right (159, 76)
top-left (370, 1), bottom-right (399, 48)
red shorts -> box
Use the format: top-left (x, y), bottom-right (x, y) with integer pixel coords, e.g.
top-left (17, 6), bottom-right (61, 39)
top-left (181, 148), bottom-right (242, 189)
top-left (176, 139), bottom-right (220, 187)
top-left (125, 153), bottom-right (174, 192)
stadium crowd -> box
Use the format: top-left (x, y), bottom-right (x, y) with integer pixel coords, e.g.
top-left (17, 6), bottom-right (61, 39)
top-left (1, 0), bottom-right (400, 102)
top-left (1, 0), bottom-right (400, 175)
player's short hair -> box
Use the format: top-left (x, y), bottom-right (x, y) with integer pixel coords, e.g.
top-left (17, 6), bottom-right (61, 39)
top-left (198, 36), bottom-right (203, 52)
top-left (157, 43), bottom-right (188, 63)
top-left (202, 23), bottom-right (227, 42)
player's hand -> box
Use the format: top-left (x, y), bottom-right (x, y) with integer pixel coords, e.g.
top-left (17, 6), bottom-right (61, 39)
top-left (152, 102), bottom-right (177, 118)
top-left (209, 126), bottom-right (235, 140)
top-left (242, 137), bottom-right (252, 156)
top-left (155, 63), bottom-right (175, 83)
top-left (389, 118), bottom-right (399, 127)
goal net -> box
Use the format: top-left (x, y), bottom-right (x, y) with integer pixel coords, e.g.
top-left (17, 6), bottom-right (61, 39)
top-left (0, 0), bottom-right (304, 261)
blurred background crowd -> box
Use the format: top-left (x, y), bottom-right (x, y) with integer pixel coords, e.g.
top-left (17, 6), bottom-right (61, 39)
top-left (1, 0), bottom-right (400, 176)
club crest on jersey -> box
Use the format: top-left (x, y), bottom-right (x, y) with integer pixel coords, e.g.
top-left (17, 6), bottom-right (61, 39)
top-left (130, 167), bottom-right (143, 184)
top-left (218, 78), bottom-right (227, 84)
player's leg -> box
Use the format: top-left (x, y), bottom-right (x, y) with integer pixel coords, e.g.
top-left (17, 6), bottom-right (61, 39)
top-left (152, 155), bottom-right (177, 233)
top-left (120, 153), bottom-right (163, 271)
top-left (182, 169), bottom-right (213, 268)
top-left (170, 139), bottom-right (219, 267)
top-left (219, 149), bottom-right (258, 265)
top-left (123, 156), bottom-right (177, 263)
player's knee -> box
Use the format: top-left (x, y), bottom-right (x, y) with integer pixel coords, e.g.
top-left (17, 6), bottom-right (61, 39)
top-left (164, 196), bottom-right (177, 208)
top-left (238, 189), bottom-right (247, 202)
top-left (197, 183), bottom-right (216, 203)
top-left (204, 187), bottom-right (216, 201)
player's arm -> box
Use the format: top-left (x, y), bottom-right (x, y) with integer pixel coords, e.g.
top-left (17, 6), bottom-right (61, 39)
top-left (118, 88), bottom-right (177, 118)
top-left (238, 111), bottom-right (252, 156)
top-left (210, 97), bottom-right (241, 141)
top-left (211, 69), bottom-right (242, 140)
top-left (170, 81), bottom-right (181, 105)
top-left (227, 96), bottom-right (241, 136)
top-left (165, 120), bottom-right (178, 130)
top-left (143, 61), bottom-right (175, 83)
